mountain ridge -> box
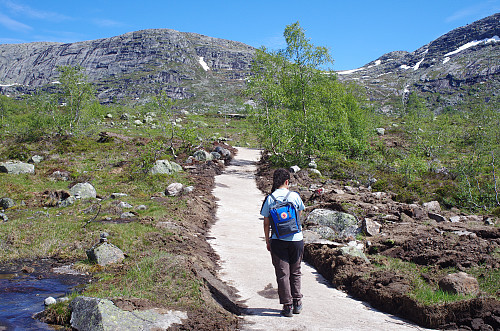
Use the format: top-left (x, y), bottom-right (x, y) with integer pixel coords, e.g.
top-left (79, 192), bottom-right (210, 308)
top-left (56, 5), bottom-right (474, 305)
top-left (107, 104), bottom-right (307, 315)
top-left (337, 12), bottom-right (500, 112)
top-left (0, 28), bottom-right (255, 107)
top-left (0, 13), bottom-right (499, 111)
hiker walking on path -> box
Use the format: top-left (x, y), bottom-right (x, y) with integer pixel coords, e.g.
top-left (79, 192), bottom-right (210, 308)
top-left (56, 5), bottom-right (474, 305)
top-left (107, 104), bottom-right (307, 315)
top-left (260, 168), bottom-right (305, 317)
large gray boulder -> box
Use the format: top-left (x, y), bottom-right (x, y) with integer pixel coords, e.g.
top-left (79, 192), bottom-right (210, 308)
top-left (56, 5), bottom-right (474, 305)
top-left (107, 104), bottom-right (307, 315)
top-left (149, 160), bottom-right (182, 175)
top-left (86, 242), bottom-right (125, 266)
top-left (70, 296), bottom-right (187, 330)
top-left (150, 160), bottom-right (173, 175)
top-left (0, 161), bottom-right (35, 174)
top-left (306, 209), bottom-right (360, 240)
top-left (69, 183), bottom-right (97, 199)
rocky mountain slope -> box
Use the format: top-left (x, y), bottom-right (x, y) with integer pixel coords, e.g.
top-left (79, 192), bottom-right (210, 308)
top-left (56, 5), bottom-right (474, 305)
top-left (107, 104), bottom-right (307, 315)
top-left (0, 29), bottom-right (255, 107)
top-left (337, 13), bottom-right (500, 113)
top-left (0, 13), bottom-right (498, 111)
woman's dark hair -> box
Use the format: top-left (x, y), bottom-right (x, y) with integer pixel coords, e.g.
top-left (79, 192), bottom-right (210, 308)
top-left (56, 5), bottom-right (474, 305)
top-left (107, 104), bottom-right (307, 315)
top-left (271, 168), bottom-right (290, 192)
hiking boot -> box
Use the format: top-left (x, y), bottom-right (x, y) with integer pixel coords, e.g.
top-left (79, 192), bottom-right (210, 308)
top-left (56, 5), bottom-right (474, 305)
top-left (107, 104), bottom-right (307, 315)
top-left (293, 302), bottom-right (302, 314)
top-left (281, 304), bottom-right (293, 317)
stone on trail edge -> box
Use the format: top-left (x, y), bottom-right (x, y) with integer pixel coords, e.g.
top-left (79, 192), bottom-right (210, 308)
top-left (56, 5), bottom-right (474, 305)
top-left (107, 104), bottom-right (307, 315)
top-left (209, 147), bottom-right (430, 331)
top-left (70, 296), bottom-right (187, 330)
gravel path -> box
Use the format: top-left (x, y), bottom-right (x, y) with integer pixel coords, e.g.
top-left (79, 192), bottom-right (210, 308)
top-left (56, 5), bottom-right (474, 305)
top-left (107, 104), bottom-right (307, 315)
top-left (209, 147), bottom-right (429, 331)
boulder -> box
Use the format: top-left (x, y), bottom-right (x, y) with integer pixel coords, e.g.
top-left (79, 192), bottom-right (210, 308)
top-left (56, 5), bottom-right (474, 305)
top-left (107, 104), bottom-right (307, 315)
top-left (182, 186), bottom-right (194, 194)
top-left (120, 113), bottom-right (129, 120)
top-left (86, 242), bottom-right (125, 266)
top-left (308, 160), bottom-right (317, 169)
top-left (211, 151), bottom-right (221, 160)
top-left (340, 246), bottom-right (370, 263)
top-left (438, 272), bottom-right (479, 296)
top-left (289, 165), bottom-right (301, 173)
top-left (111, 193), bottom-right (128, 199)
top-left (423, 201), bottom-right (441, 213)
top-left (58, 196), bottom-right (76, 208)
top-left (120, 212), bottom-right (136, 218)
top-left (450, 216), bottom-right (461, 223)
top-left (150, 160), bottom-right (173, 175)
top-left (193, 150), bottom-right (213, 162)
top-left (362, 218), bottom-right (381, 236)
top-left (0, 161), bottom-right (35, 174)
top-left (428, 212), bottom-right (447, 222)
top-left (0, 197), bottom-right (15, 210)
top-left (69, 183), bottom-right (97, 199)
top-left (399, 213), bottom-right (414, 223)
top-left (133, 119), bottom-right (142, 126)
top-left (306, 209), bottom-right (360, 240)
top-left (118, 201), bottom-right (133, 209)
top-left (70, 296), bottom-right (187, 331)
top-left (29, 155), bottom-right (43, 164)
top-left (166, 183), bottom-right (184, 196)
top-left (214, 146), bottom-right (231, 159)
top-left (136, 205), bottom-right (147, 211)
top-left (0, 213), bottom-right (7, 221)
top-left (375, 128), bottom-right (385, 136)
top-left (49, 170), bottom-right (70, 181)
top-left (170, 162), bottom-right (183, 172)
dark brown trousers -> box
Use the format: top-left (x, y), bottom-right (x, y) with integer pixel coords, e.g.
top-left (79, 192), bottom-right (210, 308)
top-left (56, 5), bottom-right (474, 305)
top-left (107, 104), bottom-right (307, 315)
top-left (270, 239), bottom-right (304, 305)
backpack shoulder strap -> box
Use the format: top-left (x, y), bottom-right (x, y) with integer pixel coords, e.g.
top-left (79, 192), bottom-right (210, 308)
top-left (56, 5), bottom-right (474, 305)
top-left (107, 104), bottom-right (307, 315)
top-left (284, 191), bottom-right (291, 202)
top-left (269, 194), bottom-right (277, 203)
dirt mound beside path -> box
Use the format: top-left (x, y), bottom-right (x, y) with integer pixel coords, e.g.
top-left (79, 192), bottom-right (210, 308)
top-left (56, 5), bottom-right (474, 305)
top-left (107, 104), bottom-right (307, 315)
top-left (255, 152), bottom-right (500, 330)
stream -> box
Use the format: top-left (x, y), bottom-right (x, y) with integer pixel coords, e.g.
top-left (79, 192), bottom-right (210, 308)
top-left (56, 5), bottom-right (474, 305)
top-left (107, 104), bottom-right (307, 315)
top-left (0, 261), bottom-right (88, 330)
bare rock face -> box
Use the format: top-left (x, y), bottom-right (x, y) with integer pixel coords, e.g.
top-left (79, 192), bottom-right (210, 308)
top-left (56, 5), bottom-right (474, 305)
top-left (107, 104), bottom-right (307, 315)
top-left (0, 29), bottom-right (255, 104)
top-left (438, 272), bottom-right (480, 296)
top-left (337, 13), bottom-right (500, 112)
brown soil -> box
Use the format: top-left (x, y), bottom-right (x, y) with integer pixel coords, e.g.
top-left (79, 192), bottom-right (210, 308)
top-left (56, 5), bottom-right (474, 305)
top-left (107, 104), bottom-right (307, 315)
top-left (255, 159), bottom-right (500, 330)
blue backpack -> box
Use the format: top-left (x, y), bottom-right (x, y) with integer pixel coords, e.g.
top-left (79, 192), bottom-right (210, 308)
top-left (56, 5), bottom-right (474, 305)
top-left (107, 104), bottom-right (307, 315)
top-left (268, 192), bottom-right (301, 239)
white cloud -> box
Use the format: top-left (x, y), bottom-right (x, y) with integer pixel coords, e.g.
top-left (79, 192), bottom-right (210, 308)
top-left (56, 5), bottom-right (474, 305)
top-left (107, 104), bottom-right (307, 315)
top-left (0, 37), bottom-right (26, 44)
top-left (92, 18), bottom-right (125, 28)
top-left (0, 12), bottom-right (31, 31)
top-left (446, 0), bottom-right (500, 22)
top-left (1, 0), bottom-right (70, 21)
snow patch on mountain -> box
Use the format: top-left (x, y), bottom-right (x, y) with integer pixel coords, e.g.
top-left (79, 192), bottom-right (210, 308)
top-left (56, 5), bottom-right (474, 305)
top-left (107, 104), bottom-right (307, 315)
top-left (444, 36), bottom-right (500, 57)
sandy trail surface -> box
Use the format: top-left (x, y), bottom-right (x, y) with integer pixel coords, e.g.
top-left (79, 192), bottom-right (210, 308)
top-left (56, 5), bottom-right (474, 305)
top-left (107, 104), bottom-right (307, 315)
top-left (209, 147), bottom-right (429, 331)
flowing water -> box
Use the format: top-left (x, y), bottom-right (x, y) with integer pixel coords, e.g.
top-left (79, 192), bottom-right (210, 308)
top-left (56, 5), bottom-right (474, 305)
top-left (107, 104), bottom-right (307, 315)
top-left (0, 265), bottom-right (87, 330)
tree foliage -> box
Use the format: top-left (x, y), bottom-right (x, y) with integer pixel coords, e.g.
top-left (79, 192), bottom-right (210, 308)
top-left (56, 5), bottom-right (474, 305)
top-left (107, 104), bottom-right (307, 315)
top-left (248, 22), bottom-right (369, 166)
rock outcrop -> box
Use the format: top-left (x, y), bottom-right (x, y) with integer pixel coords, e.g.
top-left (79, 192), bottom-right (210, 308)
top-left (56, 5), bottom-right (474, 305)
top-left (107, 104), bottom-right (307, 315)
top-left (0, 29), bottom-right (255, 106)
top-left (337, 13), bottom-right (500, 112)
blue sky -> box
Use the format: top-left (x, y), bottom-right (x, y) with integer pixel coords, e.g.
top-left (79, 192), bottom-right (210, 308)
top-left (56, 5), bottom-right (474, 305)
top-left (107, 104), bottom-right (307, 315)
top-left (0, 0), bottom-right (499, 70)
